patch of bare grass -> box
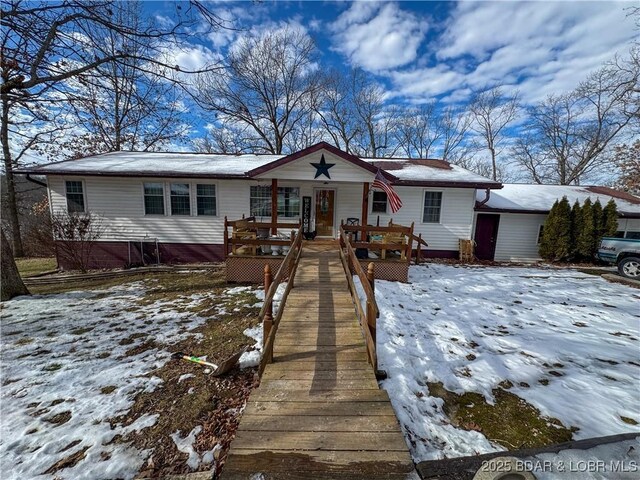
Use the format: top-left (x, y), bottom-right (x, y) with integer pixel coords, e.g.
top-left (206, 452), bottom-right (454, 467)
top-left (427, 382), bottom-right (577, 450)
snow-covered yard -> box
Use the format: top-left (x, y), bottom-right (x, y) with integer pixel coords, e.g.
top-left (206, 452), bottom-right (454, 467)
top-left (371, 264), bottom-right (640, 463)
top-left (0, 276), bottom-right (262, 480)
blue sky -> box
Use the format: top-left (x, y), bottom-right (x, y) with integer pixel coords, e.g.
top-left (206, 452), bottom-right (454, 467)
top-left (147, 0), bottom-right (637, 109)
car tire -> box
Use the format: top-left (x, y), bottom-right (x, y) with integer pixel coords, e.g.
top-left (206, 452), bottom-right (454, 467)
top-left (618, 256), bottom-right (640, 279)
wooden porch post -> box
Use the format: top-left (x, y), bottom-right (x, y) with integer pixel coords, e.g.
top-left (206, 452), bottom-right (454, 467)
top-left (271, 178), bottom-right (278, 235)
top-left (263, 264), bottom-right (273, 363)
top-left (361, 182), bottom-right (369, 228)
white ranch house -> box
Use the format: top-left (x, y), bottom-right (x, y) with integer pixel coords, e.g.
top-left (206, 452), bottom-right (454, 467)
top-left (18, 142), bottom-right (640, 269)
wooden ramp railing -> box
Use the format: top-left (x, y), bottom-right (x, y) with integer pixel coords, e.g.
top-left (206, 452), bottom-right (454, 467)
top-left (258, 227), bottom-right (303, 376)
top-left (223, 240), bottom-right (415, 478)
top-left (339, 226), bottom-right (379, 372)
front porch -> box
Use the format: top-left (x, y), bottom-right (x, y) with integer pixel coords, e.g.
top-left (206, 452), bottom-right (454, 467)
top-left (224, 212), bottom-right (428, 283)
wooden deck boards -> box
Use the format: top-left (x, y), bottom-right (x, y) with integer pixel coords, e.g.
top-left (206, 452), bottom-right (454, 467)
top-left (223, 244), bottom-right (414, 479)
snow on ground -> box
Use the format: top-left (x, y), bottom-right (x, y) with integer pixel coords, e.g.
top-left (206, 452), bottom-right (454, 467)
top-left (366, 264), bottom-right (640, 462)
top-left (0, 282), bottom-right (259, 480)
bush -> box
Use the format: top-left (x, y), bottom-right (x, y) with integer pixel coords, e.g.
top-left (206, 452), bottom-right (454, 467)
top-left (32, 210), bottom-right (104, 273)
top-left (541, 196), bottom-right (619, 263)
top-left (539, 197), bottom-right (571, 262)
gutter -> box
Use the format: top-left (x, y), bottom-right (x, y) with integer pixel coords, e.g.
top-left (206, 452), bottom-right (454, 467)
top-left (476, 188), bottom-right (491, 207)
top-left (26, 174), bottom-right (47, 188)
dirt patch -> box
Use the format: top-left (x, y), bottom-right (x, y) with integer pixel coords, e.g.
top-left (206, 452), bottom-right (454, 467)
top-left (43, 446), bottom-right (90, 474)
top-left (45, 411), bottom-right (72, 426)
top-left (427, 382), bottom-right (577, 450)
top-left (105, 272), bottom-right (261, 478)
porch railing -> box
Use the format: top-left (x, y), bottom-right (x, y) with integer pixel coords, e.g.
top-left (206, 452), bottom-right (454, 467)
top-left (339, 226), bottom-right (379, 372)
top-left (258, 227), bottom-right (304, 376)
top-left (340, 221), bottom-right (414, 264)
top-left (223, 216), bottom-right (302, 257)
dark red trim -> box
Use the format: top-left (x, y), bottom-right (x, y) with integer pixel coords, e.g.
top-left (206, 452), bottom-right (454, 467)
top-left (396, 180), bottom-right (502, 189)
top-left (587, 186), bottom-right (640, 205)
top-left (416, 249), bottom-right (459, 259)
top-left (55, 241), bottom-right (224, 270)
top-left (245, 142), bottom-right (398, 181)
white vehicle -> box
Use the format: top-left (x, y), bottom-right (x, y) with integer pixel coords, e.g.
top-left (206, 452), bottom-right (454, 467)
top-left (597, 237), bottom-right (640, 279)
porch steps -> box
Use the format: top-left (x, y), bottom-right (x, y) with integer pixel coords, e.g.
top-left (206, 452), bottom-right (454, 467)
top-left (222, 243), bottom-right (414, 479)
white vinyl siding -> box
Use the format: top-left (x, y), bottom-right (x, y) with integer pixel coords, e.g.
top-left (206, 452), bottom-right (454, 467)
top-left (48, 176), bottom-right (477, 251)
top-left (48, 176), bottom-right (246, 244)
top-left (492, 214), bottom-right (640, 263)
top-left (371, 187), bottom-right (476, 251)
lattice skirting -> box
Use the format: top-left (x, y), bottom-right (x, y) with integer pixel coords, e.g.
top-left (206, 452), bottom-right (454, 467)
top-left (226, 256), bottom-right (289, 283)
top-left (351, 260), bottom-right (409, 283)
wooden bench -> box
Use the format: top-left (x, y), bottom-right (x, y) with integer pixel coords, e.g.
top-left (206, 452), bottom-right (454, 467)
top-left (370, 222), bottom-right (407, 260)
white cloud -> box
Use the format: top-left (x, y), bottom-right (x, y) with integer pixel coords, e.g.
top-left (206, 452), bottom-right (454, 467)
top-left (329, 2), bottom-right (429, 71)
top-left (389, 1), bottom-right (637, 105)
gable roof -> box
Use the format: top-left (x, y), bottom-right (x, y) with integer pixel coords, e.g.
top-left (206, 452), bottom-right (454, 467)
top-left (15, 142), bottom-right (500, 188)
top-left (476, 184), bottom-right (640, 217)
top-left (246, 142), bottom-right (391, 179)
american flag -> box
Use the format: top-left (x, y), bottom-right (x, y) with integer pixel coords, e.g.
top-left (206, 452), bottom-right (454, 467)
top-left (372, 169), bottom-right (403, 213)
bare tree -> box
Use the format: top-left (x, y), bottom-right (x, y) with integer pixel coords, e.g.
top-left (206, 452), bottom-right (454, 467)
top-left (191, 124), bottom-right (253, 154)
top-left (197, 27), bottom-right (323, 154)
top-left (614, 140), bottom-right (640, 194)
top-left (352, 73), bottom-right (401, 158)
top-left (513, 59), bottom-right (639, 185)
top-left (65, 2), bottom-right (191, 156)
top-left (1, 0), bottom-right (226, 256)
top-left (394, 102), bottom-right (442, 158)
top-left (438, 106), bottom-right (473, 162)
top-left (469, 86), bottom-right (520, 181)
top-left (314, 69), bottom-right (362, 154)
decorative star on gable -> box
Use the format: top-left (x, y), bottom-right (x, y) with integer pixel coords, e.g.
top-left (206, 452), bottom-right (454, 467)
top-left (310, 154), bottom-right (335, 179)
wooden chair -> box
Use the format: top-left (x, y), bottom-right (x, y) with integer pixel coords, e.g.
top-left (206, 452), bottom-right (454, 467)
top-left (232, 218), bottom-right (257, 256)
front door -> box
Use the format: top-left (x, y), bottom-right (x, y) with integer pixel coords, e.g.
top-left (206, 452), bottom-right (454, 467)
top-left (315, 190), bottom-right (335, 237)
top-left (474, 214), bottom-right (500, 260)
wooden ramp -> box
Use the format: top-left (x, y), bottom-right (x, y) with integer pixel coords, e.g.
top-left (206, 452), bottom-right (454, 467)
top-left (223, 242), bottom-right (414, 479)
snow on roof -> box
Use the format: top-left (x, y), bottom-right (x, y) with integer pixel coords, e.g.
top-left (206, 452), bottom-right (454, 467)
top-left (25, 151), bottom-right (281, 177)
top-left (366, 158), bottom-right (498, 185)
top-left (20, 149), bottom-right (498, 186)
top-left (478, 184), bottom-right (640, 215)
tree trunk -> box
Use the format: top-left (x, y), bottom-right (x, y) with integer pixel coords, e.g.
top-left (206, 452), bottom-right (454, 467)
top-left (1, 93), bottom-right (25, 257)
top-left (1, 229), bottom-right (29, 301)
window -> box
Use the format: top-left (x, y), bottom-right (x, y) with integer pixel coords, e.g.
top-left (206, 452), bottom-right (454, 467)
top-left (626, 231), bottom-right (640, 240)
top-left (372, 191), bottom-right (387, 213)
top-left (65, 181), bottom-right (85, 213)
top-left (197, 184), bottom-right (216, 216)
top-left (537, 225), bottom-right (544, 244)
top-left (144, 183), bottom-right (165, 215)
top-left (250, 185), bottom-right (272, 217)
top-left (170, 183), bottom-right (190, 215)
top-left (250, 185), bottom-right (301, 218)
top-left (422, 191), bottom-right (443, 223)
top-left (277, 187), bottom-right (300, 218)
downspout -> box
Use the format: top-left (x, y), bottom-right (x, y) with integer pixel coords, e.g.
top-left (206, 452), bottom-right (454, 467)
top-left (26, 174), bottom-right (47, 188)
top-left (477, 188), bottom-right (491, 207)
